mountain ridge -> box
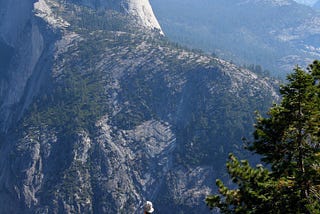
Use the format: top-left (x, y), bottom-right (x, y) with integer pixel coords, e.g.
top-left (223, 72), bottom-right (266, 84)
top-left (63, 0), bottom-right (163, 33)
top-left (151, 0), bottom-right (320, 77)
top-left (0, 0), bottom-right (279, 213)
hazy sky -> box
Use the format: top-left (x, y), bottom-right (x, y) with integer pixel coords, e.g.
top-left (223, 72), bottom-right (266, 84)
top-left (294, 0), bottom-right (317, 5)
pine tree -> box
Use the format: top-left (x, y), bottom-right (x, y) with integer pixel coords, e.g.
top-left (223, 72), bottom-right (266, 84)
top-left (206, 61), bottom-right (320, 213)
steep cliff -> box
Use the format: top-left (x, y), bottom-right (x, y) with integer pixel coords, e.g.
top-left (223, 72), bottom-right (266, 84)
top-left (0, 0), bottom-right (279, 213)
top-left (0, 0), bottom-right (59, 131)
top-left (0, 0), bottom-right (163, 132)
top-left (69, 0), bottom-right (163, 33)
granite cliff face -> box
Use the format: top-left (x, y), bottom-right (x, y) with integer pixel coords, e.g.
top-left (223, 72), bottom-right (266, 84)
top-left (69, 0), bottom-right (163, 33)
top-left (0, 0), bottom-right (279, 213)
top-left (0, 0), bottom-right (162, 131)
top-left (0, 0), bottom-right (57, 131)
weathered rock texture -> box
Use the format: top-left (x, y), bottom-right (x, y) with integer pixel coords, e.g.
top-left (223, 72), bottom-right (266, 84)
top-left (0, 0), bottom-right (279, 213)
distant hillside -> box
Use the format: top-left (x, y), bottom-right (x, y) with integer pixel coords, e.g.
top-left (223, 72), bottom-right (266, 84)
top-left (151, 0), bottom-right (320, 77)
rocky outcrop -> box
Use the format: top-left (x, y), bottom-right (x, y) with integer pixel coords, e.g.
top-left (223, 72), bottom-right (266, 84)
top-left (0, 0), bottom-right (162, 131)
top-left (69, 0), bottom-right (163, 33)
top-left (91, 118), bottom-right (175, 213)
top-left (0, 0), bottom-right (59, 131)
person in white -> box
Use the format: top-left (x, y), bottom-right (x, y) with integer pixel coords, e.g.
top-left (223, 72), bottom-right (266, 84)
top-left (143, 201), bottom-right (154, 214)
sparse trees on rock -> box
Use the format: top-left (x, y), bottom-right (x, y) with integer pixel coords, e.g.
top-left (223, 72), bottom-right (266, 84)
top-left (206, 61), bottom-right (320, 213)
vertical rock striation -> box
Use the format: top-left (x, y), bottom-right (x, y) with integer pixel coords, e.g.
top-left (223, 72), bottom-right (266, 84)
top-left (0, 0), bottom-right (58, 131)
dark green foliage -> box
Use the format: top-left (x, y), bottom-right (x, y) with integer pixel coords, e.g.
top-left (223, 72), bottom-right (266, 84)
top-left (25, 63), bottom-right (107, 134)
top-left (175, 68), bottom-right (274, 167)
top-left (53, 2), bottom-right (136, 34)
top-left (242, 64), bottom-right (271, 78)
top-left (206, 154), bottom-right (276, 213)
top-left (21, 36), bottom-right (109, 204)
top-left (206, 61), bottom-right (320, 213)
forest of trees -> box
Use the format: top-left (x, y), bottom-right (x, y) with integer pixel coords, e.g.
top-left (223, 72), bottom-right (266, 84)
top-left (206, 61), bottom-right (320, 213)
